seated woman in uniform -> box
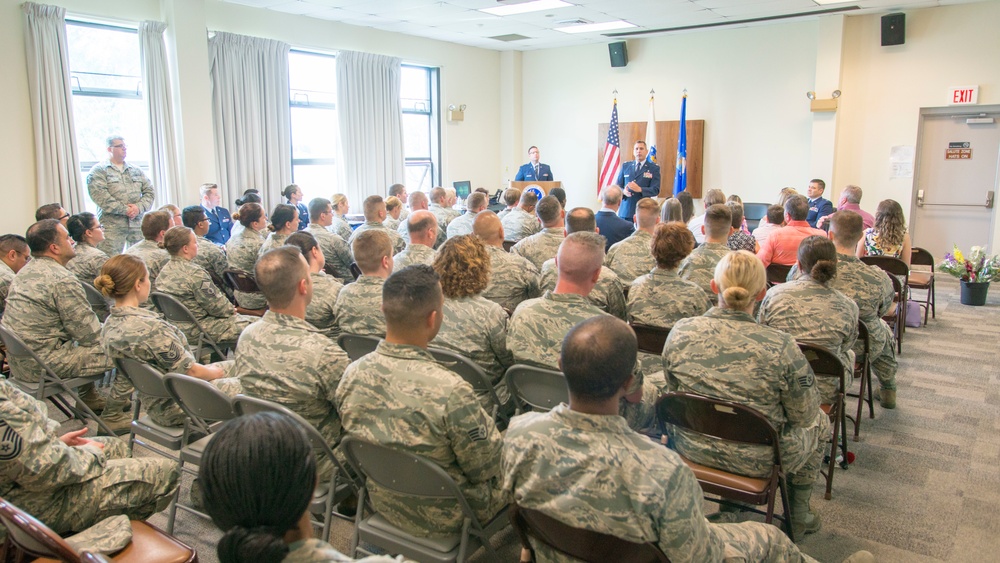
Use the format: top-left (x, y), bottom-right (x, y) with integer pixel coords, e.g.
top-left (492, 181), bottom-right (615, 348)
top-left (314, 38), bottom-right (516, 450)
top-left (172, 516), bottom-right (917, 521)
top-left (66, 212), bottom-right (110, 285)
top-left (759, 235), bottom-right (858, 402)
top-left (258, 203), bottom-right (299, 258)
top-left (155, 226), bottom-right (254, 348)
top-left (430, 234), bottom-right (514, 410)
top-left (330, 193), bottom-right (354, 242)
top-left (199, 412), bottom-right (399, 563)
top-left (663, 250), bottom-right (829, 538)
top-left (98, 254), bottom-right (241, 427)
top-left (285, 231), bottom-right (343, 340)
top-left (226, 202), bottom-right (268, 311)
top-left (856, 199), bottom-right (911, 266)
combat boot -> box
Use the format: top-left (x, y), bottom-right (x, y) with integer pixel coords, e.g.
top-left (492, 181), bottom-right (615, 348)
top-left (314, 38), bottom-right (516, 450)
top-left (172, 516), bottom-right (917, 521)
top-left (99, 408), bottom-right (132, 435)
top-left (842, 551), bottom-right (875, 563)
top-left (876, 388), bottom-right (896, 409)
top-left (78, 383), bottom-right (106, 414)
top-left (789, 483), bottom-right (822, 539)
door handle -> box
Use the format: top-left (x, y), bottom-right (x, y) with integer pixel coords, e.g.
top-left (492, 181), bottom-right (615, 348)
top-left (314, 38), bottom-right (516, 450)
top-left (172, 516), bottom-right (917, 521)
top-left (916, 189), bottom-right (994, 209)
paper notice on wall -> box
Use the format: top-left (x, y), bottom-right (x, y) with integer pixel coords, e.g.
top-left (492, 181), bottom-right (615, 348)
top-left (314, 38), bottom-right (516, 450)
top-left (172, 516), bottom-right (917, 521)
top-left (890, 145), bottom-right (915, 179)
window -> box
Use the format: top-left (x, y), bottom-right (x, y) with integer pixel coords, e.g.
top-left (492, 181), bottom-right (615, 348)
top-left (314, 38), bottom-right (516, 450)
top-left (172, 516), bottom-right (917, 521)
top-left (401, 65), bottom-right (440, 193)
top-left (66, 21), bottom-right (150, 214)
top-left (289, 50), bottom-right (339, 203)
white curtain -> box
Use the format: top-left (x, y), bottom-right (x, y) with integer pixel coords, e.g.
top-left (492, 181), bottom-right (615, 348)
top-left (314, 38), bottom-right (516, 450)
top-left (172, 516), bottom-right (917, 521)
top-left (139, 21), bottom-right (181, 208)
top-left (208, 32), bottom-right (291, 212)
top-left (22, 2), bottom-right (85, 213)
top-left (336, 50), bottom-right (405, 207)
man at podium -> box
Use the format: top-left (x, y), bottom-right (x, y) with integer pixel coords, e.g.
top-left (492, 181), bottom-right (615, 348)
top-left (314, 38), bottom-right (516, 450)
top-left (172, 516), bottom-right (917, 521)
top-left (515, 146), bottom-right (553, 182)
top-left (615, 140), bottom-right (660, 220)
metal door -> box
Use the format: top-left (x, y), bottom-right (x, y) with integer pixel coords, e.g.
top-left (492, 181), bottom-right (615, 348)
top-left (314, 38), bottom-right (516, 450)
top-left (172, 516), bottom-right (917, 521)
top-left (911, 107), bottom-right (1000, 261)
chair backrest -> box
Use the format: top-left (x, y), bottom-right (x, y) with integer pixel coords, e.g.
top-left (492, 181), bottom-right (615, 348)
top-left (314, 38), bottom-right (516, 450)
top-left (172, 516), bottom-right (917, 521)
top-left (427, 346), bottom-right (495, 395)
top-left (149, 292), bottom-right (197, 325)
top-left (656, 392), bottom-right (781, 456)
top-left (856, 320), bottom-right (870, 357)
top-left (79, 281), bottom-right (110, 320)
top-left (223, 269), bottom-right (261, 294)
top-left (742, 202), bottom-right (770, 232)
top-left (505, 364), bottom-right (568, 413)
top-left (630, 323), bottom-right (671, 355)
top-left (337, 333), bottom-right (381, 362)
top-left (0, 498), bottom-right (81, 562)
top-left (765, 263), bottom-right (792, 285)
top-left (797, 343), bottom-right (846, 394)
top-left (162, 373), bottom-right (235, 434)
top-left (115, 357), bottom-right (171, 399)
top-left (349, 262), bottom-right (362, 280)
top-left (910, 247), bottom-right (935, 269)
top-left (510, 503), bottom-right (670, 563)
top-left (0, 325), bottom-right (62, 387)
top-left (502, 240), bottom-right (515, 252)
top-left (860, 255), bottom-right (909, 280)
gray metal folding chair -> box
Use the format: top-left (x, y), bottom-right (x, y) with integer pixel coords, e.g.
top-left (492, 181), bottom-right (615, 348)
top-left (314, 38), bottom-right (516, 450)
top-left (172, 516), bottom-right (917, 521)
top-left (79, 281), bottom-right (110, 323)
top-left (504, 364), bottom-right (568, 415)
top-left (0, 326), bottom-right (114, 436)
top-left (337, 333), bottom-right (381, 362)
top-left (341, 436), bottom-right (507, 563)
top-left (162, 373), bottom-right (237, 534)
top-left (427, 346), bottom-right (513, 427)
top-left (149, 292), bottom-right (230, 360)
top-left (629, 323), bottom-right (671, 356)
top-left (113, 358), bottom-right (190, 459)
top-left (846, 321), bottom-right (874, 441)
top-left (233, 395), bottom-right (359, 541)
top-left (798, 343), bottom-right (849, 501)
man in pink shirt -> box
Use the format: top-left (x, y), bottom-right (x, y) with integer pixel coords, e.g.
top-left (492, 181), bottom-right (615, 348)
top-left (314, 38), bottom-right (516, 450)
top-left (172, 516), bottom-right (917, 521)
top-left (757, 195), bottom-right (826, 267)
top-left (817, 185), bottom-right (874, 230)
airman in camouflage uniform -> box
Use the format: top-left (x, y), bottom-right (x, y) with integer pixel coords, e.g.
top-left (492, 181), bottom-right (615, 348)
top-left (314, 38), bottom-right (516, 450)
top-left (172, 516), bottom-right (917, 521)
top-left (508, 291), bottom-right (607, 370)
top-left (831, 254), bottom-right (897, 393)
top-left (393, 243), bottom-right (436, 270)
top-left (432, 295), bottom-right (514, 407)
top-left (225, 225), bottom-right (267, 310)
top-left (398, 220), bottom-right (446, 249)
top-left (331, 215), bottom-right (354, 243)
top-left (501, 207), bottom-right (541, 243)
top-left (307, 223), bottom-right (353, 282)
top-left (429, 202), bottom-right (460, 229)
top-left (86, 139), bottom-right (156, 255)
top-left (678, 242), bottom-right (732, 308)
top-left (101, 306), bottom-right (239, 427)
top-left (66, 242), bottom-right (110, 286)
top-left (0, 259), bottom-right (14, 318)
top-left (0, 378), bottom-right (178, 536)
top-left (538, 259), bottom-right (627, 320)
top-left (511, 228), bottom-right (564, 270)
top-left (445, 210), bottom-right (481, 239)
top-left (482, 245), bottom-right (540, 313)
top-left (605, 230), bottom-right (656, 283)
top-left (759, 277), bottom-right (858, 402)
top-left (236, 311), bottom-right (349, 477)
top-left (336, 340), bottom-right (507, 537)
top-left (305, 271), bottom-right (343, 340)
top-left (349, 222), bottom-right (405, 255)
top-left (258, 232), bottom-right (291, 259)
top-left (155, 257), bottom-right (254, 345)
top-left (334, 276), bottom-right (386, 337)
top-left (124, 239), bottom-right (169, 293)
top-left (195, 235), bottom-right (228, 282)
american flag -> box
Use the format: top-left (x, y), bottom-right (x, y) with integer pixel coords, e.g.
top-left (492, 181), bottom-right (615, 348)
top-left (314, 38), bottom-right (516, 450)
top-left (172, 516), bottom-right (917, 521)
top-left (599, 100), bottom-right (621, 194)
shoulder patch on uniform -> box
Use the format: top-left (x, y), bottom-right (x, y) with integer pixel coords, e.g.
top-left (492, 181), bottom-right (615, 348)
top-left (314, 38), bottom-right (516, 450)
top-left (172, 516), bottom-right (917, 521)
top-left (467, 425), bottom-right (488, 442)
top-left (157, 349), bottom-right (181, 364)
top-left (200, 279), bottom-right (217, 295)
top-left (0, 421), bottom-right (24, 461)
top-left (798, 373), bottom-right (815, 388)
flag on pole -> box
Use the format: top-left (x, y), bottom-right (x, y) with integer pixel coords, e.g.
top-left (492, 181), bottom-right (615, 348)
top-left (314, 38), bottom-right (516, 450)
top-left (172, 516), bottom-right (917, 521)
top-left (646, 94), bottom-right (657, 165)
top-left (673, 92), bottom-right (688, 196)
top-left (599, 100), bottom-right (621, 194)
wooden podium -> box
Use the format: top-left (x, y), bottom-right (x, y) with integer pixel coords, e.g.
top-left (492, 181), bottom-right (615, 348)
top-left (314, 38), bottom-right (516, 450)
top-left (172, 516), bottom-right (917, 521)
top-left (509, 181), bottom-right (562, 195)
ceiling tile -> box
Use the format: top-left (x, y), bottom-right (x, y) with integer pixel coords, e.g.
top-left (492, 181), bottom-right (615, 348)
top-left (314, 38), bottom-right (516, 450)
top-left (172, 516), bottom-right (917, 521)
top-left (267, 1), bottom-right (335, 15)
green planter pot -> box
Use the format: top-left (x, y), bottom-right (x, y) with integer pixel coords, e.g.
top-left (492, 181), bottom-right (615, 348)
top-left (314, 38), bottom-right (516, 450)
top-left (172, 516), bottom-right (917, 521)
top-left (960, 280), bottom-right (990, 306)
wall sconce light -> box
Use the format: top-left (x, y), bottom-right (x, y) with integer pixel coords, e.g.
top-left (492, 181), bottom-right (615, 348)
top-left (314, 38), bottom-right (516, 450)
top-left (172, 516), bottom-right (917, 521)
top-left (448, 104), bottom-right (467, 122)
top-left (807, 90), bottom-right (841, 112)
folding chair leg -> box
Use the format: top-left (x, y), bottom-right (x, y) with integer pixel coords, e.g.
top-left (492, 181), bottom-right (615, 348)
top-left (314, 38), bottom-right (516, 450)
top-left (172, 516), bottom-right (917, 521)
top-left (853, 371), bottom-right (866, 442)
top-left (64, 391), bottom-right (117, 437)
top-left (166, 459), bottom-right (183, 535)
top-left (778, 479), bottom-right (794, 542)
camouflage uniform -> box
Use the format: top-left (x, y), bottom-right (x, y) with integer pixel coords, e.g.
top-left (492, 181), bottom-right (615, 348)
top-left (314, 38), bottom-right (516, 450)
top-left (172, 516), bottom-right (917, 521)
top-left (539, 259), bottom-right (627, 320)
top-left (382, 217), bottom-right (401, 232)
top-left (307, 223), bottom-right (353, 282)
top-left (392, 243), bottom-right (436, 271)
top-left (124, 240), bottom-right (170, 292)
top-left (397, 220), bottom-right (446, 250)
top-left (225, 226), bottom-right (267, 310)
top-left (349, 221), bottom-right (406, 255)
top-left (66, 242), bottom-right (109, 286)
top-left (510, 228), bottom-right (564, 270)
top-left (236, 311), bottom-right (349, 478)
top-left (284, 538), bottom-right (402, 562)
top-left (431, 295), bottom-right (514, 406)
top-left (195, 236), bottom-right (228, 282)
top-left (508, 291), bottom-right (608, 370)
top-left (0, 379), bottom-right (178, 536)
top-left (664, 308), bottom-right (829, 485)
top-left (429, 203), bottom-right (460, 228)
top-left (305, 271), bottom-right (343, 340)
top-left (0, 260), bottom-right (14, 318)
top-left (445, 210), bottom-right (480, 239)
top-left (86, 160), bottom-right (155, 255)
top-left (155, 257), bottom-right (253, 345)
top-left (334, 276), bottom-right (386, 337)
top-left (101, 306), bottom-right (238, 427)
top-left (758, 278), bottom-right (859, 402)
top-left (503, 405), bottom-right (820, 563)
top-left (501, 208), bottom-right (541, 243)
top-left (336, 341), bottom-right (507, 538)
top-left (331, 215), bottom-right (354, 243)
top-left (259, 232), bottom-right (291, 259)
top-left (496, 207), bottom-right (513, 220)
top-left (1, 257), bottom-right (113, 382)
top-left (678, 242), bottom-right (732, 308)
top-left (605, 230), bottom-right (656, 283)
top-left (827, 254), bottom-right (897, 391)
top-left (627, 269), bottom-right (709, 386)
top-left (481, 245), bottom-right (540, 313)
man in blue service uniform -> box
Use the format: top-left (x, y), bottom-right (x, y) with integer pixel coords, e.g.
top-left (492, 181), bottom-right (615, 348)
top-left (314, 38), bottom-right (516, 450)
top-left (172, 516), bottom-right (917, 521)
top-left (200, 183), bottom-right (233, 245)
top-left (515, 146), bottom-right (554, 182)
top-left (615, 140), bottom-right (660, 220)
top-left (805, 178), bottom-right (834, 229)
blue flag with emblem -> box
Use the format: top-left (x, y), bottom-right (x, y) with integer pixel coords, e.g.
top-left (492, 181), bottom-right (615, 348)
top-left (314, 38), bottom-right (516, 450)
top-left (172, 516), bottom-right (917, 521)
top-left (673, 92), bottom-right (687, 196)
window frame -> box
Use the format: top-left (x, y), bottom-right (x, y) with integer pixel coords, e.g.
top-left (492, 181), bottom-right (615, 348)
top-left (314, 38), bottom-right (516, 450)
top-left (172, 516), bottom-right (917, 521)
top-left (401, 63), bottom-right (441, 193)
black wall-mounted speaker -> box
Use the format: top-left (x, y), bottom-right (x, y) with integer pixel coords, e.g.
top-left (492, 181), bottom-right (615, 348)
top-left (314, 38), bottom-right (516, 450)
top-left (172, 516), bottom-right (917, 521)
top-left (881, 13), bottom-right (905, 46)
top-left (609, 41), bottom-right (628, 68)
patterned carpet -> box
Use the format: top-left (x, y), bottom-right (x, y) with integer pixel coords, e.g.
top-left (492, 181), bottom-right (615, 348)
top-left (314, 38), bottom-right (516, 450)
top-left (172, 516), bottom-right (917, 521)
top-left (126, 278), bottom-right (1000, 562)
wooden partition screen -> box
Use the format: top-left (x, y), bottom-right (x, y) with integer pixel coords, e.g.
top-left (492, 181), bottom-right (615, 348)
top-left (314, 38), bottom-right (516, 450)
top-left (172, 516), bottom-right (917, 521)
top-left (597, 120), bottom-right (704, 198)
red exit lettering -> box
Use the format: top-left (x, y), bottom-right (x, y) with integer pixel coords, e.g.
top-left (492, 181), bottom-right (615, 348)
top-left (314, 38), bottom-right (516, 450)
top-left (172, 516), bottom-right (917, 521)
top-left (953, 89), bottom-right (973, 103)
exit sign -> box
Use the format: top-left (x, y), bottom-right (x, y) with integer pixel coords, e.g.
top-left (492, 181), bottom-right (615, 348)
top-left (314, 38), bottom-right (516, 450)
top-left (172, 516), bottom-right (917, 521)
top-left (949, 86), bottom-right (979, 105)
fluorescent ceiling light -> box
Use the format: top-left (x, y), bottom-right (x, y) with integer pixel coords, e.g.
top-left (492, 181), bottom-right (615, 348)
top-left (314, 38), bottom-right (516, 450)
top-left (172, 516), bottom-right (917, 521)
top-left (481, 0), bottom-right (572, 16)
top-left (556, 20), bottom-right (636, 33)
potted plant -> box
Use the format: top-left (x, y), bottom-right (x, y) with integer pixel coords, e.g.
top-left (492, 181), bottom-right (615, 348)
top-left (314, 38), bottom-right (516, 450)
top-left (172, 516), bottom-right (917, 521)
top-left (937, 245), bottom-right (1000, 306)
